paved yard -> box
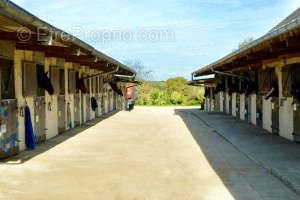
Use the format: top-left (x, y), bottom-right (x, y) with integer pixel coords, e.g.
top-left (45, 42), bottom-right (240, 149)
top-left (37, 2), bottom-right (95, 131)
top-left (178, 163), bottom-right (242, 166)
top-left (0, 107), bottom-right (298, 200)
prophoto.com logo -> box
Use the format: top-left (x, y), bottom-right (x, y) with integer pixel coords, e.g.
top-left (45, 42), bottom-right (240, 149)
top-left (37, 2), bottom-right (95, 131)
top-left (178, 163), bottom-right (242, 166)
top-left (69, 26), bottom-right (176, 43)
top-left (16, 26), bottom-right (176, 44)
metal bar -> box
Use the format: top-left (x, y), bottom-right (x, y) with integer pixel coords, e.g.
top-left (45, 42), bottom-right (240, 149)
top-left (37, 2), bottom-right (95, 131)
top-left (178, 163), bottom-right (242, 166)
top-left (82, 66), bottom-right (119, 80)
top-left (114, 74), bottom-right (136, 79)
top-left (211, 68), bottom-right (249, 80)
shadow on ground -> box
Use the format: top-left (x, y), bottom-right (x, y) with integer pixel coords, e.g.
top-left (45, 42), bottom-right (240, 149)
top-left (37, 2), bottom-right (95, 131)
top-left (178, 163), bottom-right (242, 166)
top-left (175, 108), bottom-right (300, 200)
top-left (0, 111), bottom-right (119, 165)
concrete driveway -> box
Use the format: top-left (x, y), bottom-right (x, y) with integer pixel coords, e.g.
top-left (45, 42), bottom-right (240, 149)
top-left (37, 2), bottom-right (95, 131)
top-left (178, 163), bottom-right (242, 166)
top-left (0, 107), bottom-right (298, 200)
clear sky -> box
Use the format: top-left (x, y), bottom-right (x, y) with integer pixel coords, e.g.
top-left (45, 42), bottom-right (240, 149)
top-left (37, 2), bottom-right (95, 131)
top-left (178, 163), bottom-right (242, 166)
top-left (11, 0), bottom-right (300, 80)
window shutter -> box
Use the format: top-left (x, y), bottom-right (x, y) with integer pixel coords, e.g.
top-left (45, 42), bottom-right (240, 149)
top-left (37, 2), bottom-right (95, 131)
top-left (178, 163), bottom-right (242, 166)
top-left (50, 66), bottom-right (60, 95)
top-left (259, 69), bottom-right (272, 94)
top-left (96, 77), bottom-right (99, 94)
top-left (0, 59), bottom-right (15, 99)
top-left (23, 62), bottom-right (37, 97)
top-left (92, 77), bottom-right (97, 94)
top-left (83, 74), bottom-right (90, 94)
top-left (59, 69), bottom-right (65, 95)
top-left (68, 70), bottom-right (76, 94)
top-left (282, 66), bottom-right (292, 97)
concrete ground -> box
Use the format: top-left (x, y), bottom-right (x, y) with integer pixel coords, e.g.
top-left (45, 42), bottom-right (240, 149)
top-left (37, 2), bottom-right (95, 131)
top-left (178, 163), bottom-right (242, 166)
top-left (0, 107), bottom-right (298, 200)
top-left (189, 109), bottom-right (300, 196)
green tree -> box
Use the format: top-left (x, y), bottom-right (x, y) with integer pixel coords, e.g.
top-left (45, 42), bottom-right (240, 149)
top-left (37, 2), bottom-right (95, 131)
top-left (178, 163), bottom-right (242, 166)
top-left (238, 37), bottom-right (254, 49)
top-left (166, 77), bottom-right (187, 92)
top-left (170, 91), bottom-right (184, 104)
top-left (136, 76), bottom-right (204, 106)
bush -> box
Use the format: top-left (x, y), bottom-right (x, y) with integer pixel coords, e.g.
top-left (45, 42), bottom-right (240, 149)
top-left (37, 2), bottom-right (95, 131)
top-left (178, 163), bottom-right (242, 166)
top-left (136, 77), bottom-right (204, 106)
top-left (170, 91), bottom-right (184, 104)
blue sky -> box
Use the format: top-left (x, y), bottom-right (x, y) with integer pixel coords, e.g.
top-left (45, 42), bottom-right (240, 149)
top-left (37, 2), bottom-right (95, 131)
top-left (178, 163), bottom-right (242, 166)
top-left (12, 0), bottom-right (300, 80)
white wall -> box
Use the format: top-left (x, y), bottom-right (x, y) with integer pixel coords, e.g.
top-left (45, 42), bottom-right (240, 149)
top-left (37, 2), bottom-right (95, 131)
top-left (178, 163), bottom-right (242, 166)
top-left (210, 99), bottom-right (215, 112)
top-left (225, 92), bottom-right (230, 114)
top-left (14, 50), bottom-right (39, 151)
top-left (279, 98), bottom-right (294, 140)
top-left (205, 98), bottom-right (209, 111)
top-left (96, 76), bottom-right (102, 117)
top-left (89, 70), bottom-right (95, 120)
top-left (12, 44), bottom-right (125, 153)
top-left (45, 58), bottom-right (58, 140)
top-left (240, 94), bottom-right (245, 120)
top-left (232, 93), bottom-right (236, 117)
top-left (215, 92), bottom-right (223, 112)
top-left (81, 67), bottom-right (87, 122)
top-left (277, 66), bottom-right (294, 140)
top-left (104, 88), bottom-right (109, 114)
top-left (250, 94), bottom-right (257, 125)
top-left (64, 62), bottom-right (75, 130)
top-left (110, 91), bottom-right (114, 112)
top-left (78, 69), bottom-right (83, 125)
top-left (263, 97), bottom-right (272, 133)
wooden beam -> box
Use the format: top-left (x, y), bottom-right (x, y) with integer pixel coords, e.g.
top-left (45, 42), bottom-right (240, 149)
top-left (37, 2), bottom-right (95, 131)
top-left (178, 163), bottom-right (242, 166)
top-left (44, 52), bottom-right (66, 59)
top-left (0, 30), bottom-right (38, 42)
top-left (247, 51), bottom-right (269, 61)
top-left (286, 37), bottom-right (300, 48)
top-left (77, 61), bottom-right (114, 71)
top-left (15, 42), bottom-right (125, 73)
top-left (65, 55), bottom-right (94, 63)
top-left (16, 43), bottom-right (71, 54)
top-left (269, 41), bottom-right (287, 52)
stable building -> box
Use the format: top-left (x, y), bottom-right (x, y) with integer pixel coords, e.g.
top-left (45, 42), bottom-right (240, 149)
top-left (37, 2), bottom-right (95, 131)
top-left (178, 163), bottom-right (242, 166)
top-left (0, 0), bottom-right (136, 159)
top-left (191, 7), bottom-right (300, 142)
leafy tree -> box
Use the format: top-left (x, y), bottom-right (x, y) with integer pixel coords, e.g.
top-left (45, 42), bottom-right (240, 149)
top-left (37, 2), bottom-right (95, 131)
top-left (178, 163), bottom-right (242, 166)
top-left (125, 59), bottom-right (153, 81)
top-left (238, 37), bottom-right (254, 49)
top-left (136, 77), bottom-right (204, 106)
top-left (170, 91), bottom-right (184, 104)
top-left (166, 77), bottom-right (187, 92)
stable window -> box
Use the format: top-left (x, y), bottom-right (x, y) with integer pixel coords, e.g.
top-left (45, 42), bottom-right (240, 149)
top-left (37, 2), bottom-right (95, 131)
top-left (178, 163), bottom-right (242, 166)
top-left (230, 77), bottom-right (239, 93)
top-left (91, 77), bottom-right (94, 94)
top-left (0, 59), bottom-right (15, 99)
top-left (96, 77), bottom-right (99, 94)
top-left (68, 70), bottom-right (76, 94)
top-left (258, 69), bottom-right (272, 94)
top-left (270, 68), bottom-right (278, 88)
top-left (92, 77), bottom-right (97, 94)
top-left (75, 72), bottom-right (79, 94)
top-left (282, 65), bottom-right (293, 97)
top-left (211, 88), bottom-right (215, 100)
top-left (36, 64), bottom-right (45, 97)
top-left (50, 66), bottom-right (60, 95)
top-left (291, 64), bottom-right (300, 101)
top-left (59, 69), bottom-right (65, 95)
top-left (215, 75), bottom-right (225, 93)
top-left (204, 87), bottom-right (209, 97)
top-left (23, 62), bottom-right (37, 97)
top-left (292, 65), bottom-right (300, 85)
top-left (84, 74), bottom-right (90, 94)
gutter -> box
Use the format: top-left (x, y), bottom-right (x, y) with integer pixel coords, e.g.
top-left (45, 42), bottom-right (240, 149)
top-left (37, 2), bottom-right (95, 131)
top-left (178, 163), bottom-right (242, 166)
top-left (193, 16), bottom-right (300, 76)
top-left (0, 0), bottom-right (136, 75)
top-left (211, 68), bottom-right (249, 80)
top-left (82, 66), bottom-right (119, 80)
top-left (114, 74), bottom-right (136, 79)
